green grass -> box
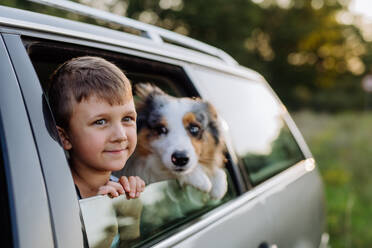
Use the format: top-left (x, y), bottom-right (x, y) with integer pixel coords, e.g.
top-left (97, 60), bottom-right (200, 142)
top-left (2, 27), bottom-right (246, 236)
top-left (293, 111), bottom-right (372, 248)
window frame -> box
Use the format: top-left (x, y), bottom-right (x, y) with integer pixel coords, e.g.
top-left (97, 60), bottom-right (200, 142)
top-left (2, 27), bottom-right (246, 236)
top-left (14, 33), bottom-right (243, 247)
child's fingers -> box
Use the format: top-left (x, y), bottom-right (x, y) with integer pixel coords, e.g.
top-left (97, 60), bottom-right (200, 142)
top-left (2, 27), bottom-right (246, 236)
top-left (119, 176), bottom-right (130, 193)
top-left (98, 185), bottom-right (119, 198)
top-left (106, 181), bottom-right (125, 195)
top-left (135, 176), bottom-right (145, 197)
top-left (119, 176), bottom-right (146, 199)
top-left (128, 176), bottom-right (137, 198)
top-left (139, 177), bottom-right (146, 192)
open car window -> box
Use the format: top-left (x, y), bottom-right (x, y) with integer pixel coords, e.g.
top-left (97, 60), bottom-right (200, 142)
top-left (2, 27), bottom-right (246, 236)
top-left (23, 37), bottom-right (238, 247)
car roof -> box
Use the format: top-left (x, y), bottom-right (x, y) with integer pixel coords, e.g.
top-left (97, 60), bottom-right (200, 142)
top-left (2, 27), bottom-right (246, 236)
top-left (0, 2), bottom-right (263, 81)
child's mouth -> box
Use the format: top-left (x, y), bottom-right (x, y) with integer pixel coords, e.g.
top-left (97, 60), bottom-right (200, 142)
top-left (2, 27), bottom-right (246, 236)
top-left (104, 148), bottom-right (127, 154)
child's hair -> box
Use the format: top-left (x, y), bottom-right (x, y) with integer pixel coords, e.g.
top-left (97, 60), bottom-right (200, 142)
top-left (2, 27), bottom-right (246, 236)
top-left (48, 56), bottom-right (132, 129)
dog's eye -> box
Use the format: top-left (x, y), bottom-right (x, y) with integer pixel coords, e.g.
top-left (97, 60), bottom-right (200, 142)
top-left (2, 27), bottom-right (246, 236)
top-left (188, 124), bottom-right (200, 136)
top-left (154, 125), bottom-right (168, 135)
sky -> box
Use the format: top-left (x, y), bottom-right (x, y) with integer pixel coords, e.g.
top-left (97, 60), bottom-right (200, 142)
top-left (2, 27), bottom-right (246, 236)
top-left (349, 0), bottom-right (372, 19)
top-left (347, 0), bottom-right (372, 41)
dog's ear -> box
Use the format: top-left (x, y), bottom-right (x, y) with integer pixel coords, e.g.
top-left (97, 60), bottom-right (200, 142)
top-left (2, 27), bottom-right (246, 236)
top-left (134, 83), bottom-right (164, 100)
top-left (134, 83), bottom-right (165, 132)
top-left (134, 83), bottom-right (165, 110)
top-left (204, 101), bottom-right (218, 122)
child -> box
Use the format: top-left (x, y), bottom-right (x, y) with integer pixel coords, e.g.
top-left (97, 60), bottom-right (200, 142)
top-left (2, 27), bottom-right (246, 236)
top-left (48, 56), bottom-right (145, 199)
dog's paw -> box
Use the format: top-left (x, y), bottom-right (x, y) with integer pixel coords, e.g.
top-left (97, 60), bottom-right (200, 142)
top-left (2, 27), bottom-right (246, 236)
top-left (209, 168), bottom-right (228, 200)
top-left (193, 177), bottom-right (212, 193)
top-left (210, 182), bottom-right (227, 200)
top-left (178, 167), bottom-right (212, 193)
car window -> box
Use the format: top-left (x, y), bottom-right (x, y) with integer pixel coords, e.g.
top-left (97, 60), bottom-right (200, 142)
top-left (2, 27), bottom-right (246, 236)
top-left (191, 66), bottom-right (305, 185)
top-left (23, 38), bottom-right (237, 247)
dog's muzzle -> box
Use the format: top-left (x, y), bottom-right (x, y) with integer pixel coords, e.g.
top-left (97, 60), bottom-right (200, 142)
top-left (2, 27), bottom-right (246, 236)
top-left (171, 150), bottom-right (189, 167)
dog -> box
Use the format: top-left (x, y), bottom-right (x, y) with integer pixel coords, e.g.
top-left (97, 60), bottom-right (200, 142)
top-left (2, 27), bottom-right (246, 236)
top-left (118, 83), bottom-right (228, 200)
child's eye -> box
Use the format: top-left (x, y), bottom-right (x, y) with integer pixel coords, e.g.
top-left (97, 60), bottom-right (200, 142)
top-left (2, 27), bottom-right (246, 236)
top-left (122, 116), bottom-right (134, 122)
top-left (94, 119), bottom-right (107, 125)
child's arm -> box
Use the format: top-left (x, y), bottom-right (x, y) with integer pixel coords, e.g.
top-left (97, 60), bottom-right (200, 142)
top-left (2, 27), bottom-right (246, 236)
top-left (119, 176), bottom-right (146, 199)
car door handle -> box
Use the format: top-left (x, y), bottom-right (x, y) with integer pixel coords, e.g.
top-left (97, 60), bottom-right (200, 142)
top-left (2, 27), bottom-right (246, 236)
top-left (258, 242), bottom-right (278, 248)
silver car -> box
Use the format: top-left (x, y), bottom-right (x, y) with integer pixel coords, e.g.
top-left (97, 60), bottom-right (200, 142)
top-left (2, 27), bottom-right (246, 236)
top-left (0, 0), bottom-right (328, 247)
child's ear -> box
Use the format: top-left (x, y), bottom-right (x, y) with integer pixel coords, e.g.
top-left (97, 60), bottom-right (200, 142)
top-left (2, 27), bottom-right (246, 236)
top-left (56, 126), bottom-right (72, 150)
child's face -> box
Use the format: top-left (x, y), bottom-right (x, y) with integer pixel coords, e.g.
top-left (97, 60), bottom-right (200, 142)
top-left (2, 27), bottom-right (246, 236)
top-left (59, 94), bottom-right (137, 173)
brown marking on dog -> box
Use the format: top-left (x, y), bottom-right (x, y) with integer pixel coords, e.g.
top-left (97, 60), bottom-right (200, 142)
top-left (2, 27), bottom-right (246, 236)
top-left (199, 128), bottom-right (226, 178)
top-left (183, 112), bottom-right (197, 126)
top-left (199, 132), bottom-right (220, 169)
top-left (183, 112), bottom-right (203, 155)
top-left (136, 128), bottom-right (153, 157)
top-left (205, 103), bottom-right (226, 167)
top-left (191, 137), bottom-right (203, 157)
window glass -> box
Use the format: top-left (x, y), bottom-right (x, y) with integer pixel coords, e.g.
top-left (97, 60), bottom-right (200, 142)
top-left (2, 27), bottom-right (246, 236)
top-left (80, 178), bottom-right (235, 248)
top-left (192, 66), bottom-right (305, 185)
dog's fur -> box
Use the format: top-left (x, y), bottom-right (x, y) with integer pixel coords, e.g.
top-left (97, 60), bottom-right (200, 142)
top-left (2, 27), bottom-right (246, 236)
top-left (117, 83), bottom-right (228, 200)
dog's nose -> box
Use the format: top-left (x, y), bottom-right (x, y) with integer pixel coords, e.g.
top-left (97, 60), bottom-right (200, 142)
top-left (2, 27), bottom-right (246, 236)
top-left (171, 151), bottom-right (189, 166)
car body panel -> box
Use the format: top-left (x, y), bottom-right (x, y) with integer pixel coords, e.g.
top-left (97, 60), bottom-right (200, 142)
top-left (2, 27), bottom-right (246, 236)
top-left (155, 159), bottom-right (318, 248)
top-left (0, 34), bottom-right (54, 248)
top-left (266, 167), bottom-right (326, 248)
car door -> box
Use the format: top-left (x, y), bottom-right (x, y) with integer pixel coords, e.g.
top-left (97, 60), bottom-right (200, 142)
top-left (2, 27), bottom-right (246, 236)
top-left (2, 33), bottom-right (85, 248)
top-left (186, 64), bottom-right (326, 248)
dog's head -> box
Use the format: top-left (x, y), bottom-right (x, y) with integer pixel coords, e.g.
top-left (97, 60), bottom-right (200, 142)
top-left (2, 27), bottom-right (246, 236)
top-left (134, 83), bottom-right (222, 175)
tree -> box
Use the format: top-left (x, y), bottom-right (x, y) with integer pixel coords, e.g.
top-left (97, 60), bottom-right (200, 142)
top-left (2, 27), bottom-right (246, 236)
top-left (4, 0), bottom-right (370, 111)
top-left (123, 0), bottom-right (369, 111)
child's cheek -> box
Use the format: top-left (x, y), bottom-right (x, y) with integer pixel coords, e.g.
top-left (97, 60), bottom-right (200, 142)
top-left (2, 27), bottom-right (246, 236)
top-left (129, 127), bottom-right (137, 155)
top-left (82, 130), bottom-right (105, 153)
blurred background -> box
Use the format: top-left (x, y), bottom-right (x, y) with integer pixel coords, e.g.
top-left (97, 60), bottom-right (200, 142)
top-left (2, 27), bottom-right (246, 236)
top-left (3, 0), bottom-right (372, 246)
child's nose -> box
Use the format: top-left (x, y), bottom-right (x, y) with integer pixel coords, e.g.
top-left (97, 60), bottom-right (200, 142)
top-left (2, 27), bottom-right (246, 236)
top-left (111, 123), bottom-right (127, 142)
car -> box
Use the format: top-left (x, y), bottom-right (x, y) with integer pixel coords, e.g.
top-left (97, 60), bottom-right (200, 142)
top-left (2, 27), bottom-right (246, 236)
top-left (0, 0), bottom-right (328, 247)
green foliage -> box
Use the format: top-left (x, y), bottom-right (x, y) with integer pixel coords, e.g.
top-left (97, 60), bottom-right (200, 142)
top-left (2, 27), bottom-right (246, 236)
top-left (3, 0), bottom-right (372, 111)
top-left (122, 0), bottom-right (370, 112)
top-left (293, 111), bottom-right (372, 247)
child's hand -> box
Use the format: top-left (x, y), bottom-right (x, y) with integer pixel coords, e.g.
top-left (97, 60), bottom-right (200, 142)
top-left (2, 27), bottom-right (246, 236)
top-left (97, 181), bottom-right (125, 198)
top-left (119, 176), bottom-right (146, 199)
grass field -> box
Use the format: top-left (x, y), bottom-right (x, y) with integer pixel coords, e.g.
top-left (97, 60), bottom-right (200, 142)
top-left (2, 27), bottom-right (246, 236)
top-left (292, 111), bottom-right (372, 247)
